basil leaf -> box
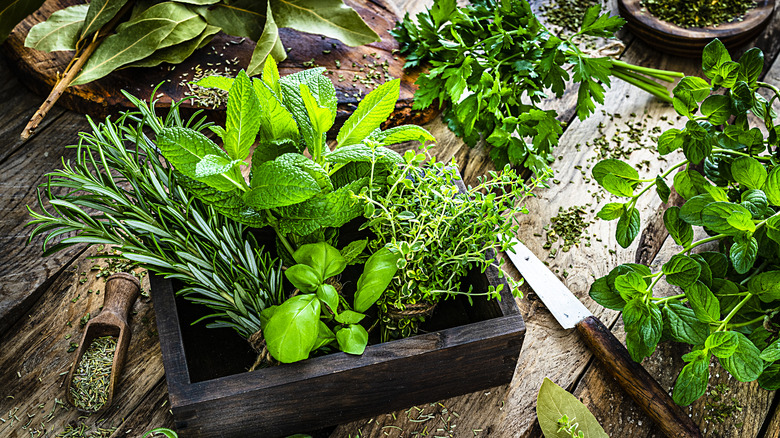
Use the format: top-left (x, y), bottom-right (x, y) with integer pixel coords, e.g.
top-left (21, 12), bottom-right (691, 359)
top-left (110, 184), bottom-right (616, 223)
top-left (316, 284), bottom-right (339, 313)
top-left (292, 242), bottom-right (346, 279)
top-left (263, 294), bottom-right (321, 363)
top-left (354, 247), bottom-right (400, 312)
top-left (284, 264), bottom-right (321, 293)
top-left (336, 324), bottom-right (369, 355)
top-left (334, 310), bottom-right (365, 324)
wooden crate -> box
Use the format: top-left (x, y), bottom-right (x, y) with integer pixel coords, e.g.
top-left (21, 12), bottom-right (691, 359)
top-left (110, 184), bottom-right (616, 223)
top-left (151, 260), bottom-right (524, 438)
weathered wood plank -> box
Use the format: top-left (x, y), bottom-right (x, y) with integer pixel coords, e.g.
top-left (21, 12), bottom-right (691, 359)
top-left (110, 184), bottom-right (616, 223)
top-left (0, 248), bottom-right (163, 438)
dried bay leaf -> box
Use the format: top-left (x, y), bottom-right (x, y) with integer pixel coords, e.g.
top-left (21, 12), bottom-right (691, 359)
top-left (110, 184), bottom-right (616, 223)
top-left (196, 0), bottom-right (266, 40)
top-left (25, 4), bottom-right (87, 52)
top-left (73, 3), bottom-right (200, 84)
top-left (0, 0), bottom-right (46, 43)
top-left (116, 2), bottom-right (201, 49)
top-left (173, 0), bottom-right (219, 4)
top-left (80, 0), bottom-right (129, 40)
top-left (129, 24), bottom-right (218, 68)
top-left (536, 377), bottom-right (608, 438)
top-left (272, 0), bottom-right (379, 47)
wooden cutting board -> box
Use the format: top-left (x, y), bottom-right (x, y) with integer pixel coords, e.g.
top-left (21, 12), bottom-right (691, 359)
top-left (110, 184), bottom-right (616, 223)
top-left (0, 0), bottom-right (436, 130)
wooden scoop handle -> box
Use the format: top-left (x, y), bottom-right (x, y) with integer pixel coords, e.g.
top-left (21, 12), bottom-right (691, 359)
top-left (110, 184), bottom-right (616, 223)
top-left (102, 273), bottom-right (141, 324)
top-left (576, 316), bottom-right (702, 438)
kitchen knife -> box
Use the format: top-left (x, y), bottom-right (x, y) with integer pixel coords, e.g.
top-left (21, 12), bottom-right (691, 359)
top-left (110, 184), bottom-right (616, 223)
top-left (506, 238), bottom-right (702, 438)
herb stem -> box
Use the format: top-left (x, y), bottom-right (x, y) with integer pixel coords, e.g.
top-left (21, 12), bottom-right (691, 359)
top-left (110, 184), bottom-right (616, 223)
top-left (652, 293), bottom-right (686, 304)
top-left (610, 70), bottom-right (673, 103)
top-left (726, 315), bottom-right (766, 328)
top-left (711, 148), bottom-right (772, 161)
top-left (683, 234), bottom-right (726, 253)
top-left (717, 292), bottom-right (754, 331)
top-left (611, 60), bottom-right (685, 80)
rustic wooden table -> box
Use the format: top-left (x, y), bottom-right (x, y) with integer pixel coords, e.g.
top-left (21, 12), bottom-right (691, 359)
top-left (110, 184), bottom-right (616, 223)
top-left (1, 1), bottom-right (780, 437)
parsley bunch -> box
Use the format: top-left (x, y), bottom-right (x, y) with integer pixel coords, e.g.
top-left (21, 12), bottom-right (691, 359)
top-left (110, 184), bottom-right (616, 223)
top-left (591, 40), bottom-right (780, 405)
top-left (392, 0), bottom-right (683, 174)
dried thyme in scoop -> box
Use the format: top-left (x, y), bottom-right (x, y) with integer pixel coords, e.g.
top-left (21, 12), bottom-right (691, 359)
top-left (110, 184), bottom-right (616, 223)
top-left (642, 0), bottom-right (756, 28)
top-left (70, 336), bottom-right (117, 412)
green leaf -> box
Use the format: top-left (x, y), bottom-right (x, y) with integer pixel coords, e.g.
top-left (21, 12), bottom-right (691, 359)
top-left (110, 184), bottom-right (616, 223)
top-left (747, 270), bottom-right (780, 302)
top-left (656, 176), bottom-right (671, 203)
top-left (730, 233), bottom-right (758, 274)
top-left (690, 254), bottom-right (713, 288)
top-left (354, 247), bottom-right (400, 312)
top-left (673, 169), bottom-right (709, 201)
top-left (312, 320), bottom-right (335, 350)
top-left (760, 338), bottom-right (780, 362)
top-left (73, 3), bottom-right (198, 84)
top-left (262, 52), bottom-right (281, 95)
top-left (737, 47), bottom-right (764, 87)
top-left (264, 294), bottom-right (320, 363)
top-left (615, 207), bottom-right (640, 248)
top-left (758, 364), bottom-right (780, 390)
top-left (129, 24), bottom-right (219, 68)
top-left (719, 332), bottom-right (763, 382)
top-left (536, 378), bottom-right (608, 438)
top-left (766, 215), bottom-right (780, 245)
top-left (700, 94), bottom-right (731, 125)
top-left (657, 128), bottom-right (684, 155)
top-left (662, 302), bottom-right (709, 345)
top-left (247, 1), bottom-right (286, 77)
top-left (368, 125), bottom-right (435, 145)
top-left (195, 75), bottom-right (234, 91)
top-left (706, 331), bottom-right (739, 358)
top-left (340, 239), bottom-right (368, 264)
top-left (578, 4), bottom-right (625, 37)
top-left (614, 271), bottom-right (647, 302)
top-left (663, 254), bottom-right (701, 288)
top-left (702, 202), bottom-right (755, 235)
top-left (702, 39), bottom-right (731, 79)
top-left (596, 202), bottom-right (624, 220)
top-left (338, 79), bottom-right (400, 147)
top-left (316, 283), bottom-right (339, 312)
top-left (225, 71), bottom-right (262, 161)
top-left (601, 174), bottom-right (635, 197)
top-left (664, 207), bottom-right (694, 247)
top-left (672, 350), bottom-right (709, 406)
top-left (244, 154), bottom-right (321, 209)
top-left (684, 281), bottom-right (720, 322)
top-left (25, 4), bottom-right (87, 52)
top-left (336, 324), bottom-right (369, 355)
top-left (623, 297), bottom-right (663, 361)
top-left (196, 0), bottom-right (265, 39)
top-left (194, 154), bottom-right (240, 178)
top-left (157, 127), bottom-right (244, 192)
top-left (80, 0), bottom-right (129, 39)
top-left (700, 252), bottom-right (728, 278)
top-left (763, 167), bottom-right (780, 206)
top-left (673, 76), bottom-right (711, 102)
top-left (299, 82), bottom-right (334, 152)
top-left (273, 0), bottom-right (380, 46)
top-left (274, 180), bottom-right (366, 235)
top-left (679, 193), bottom-right (715, 226)
top-left (252, 79), bottom-right (299, 145)
top-left (335, 310), bottom-right (365, 324)
top-left (592, 159), bottom-right (639, 185)
top-left (0, 0), bottom-right (46, 44)
top-left (284, 264), bottom-right (321, 293)
top-left (325, 144), bottom-right (402, 166)
top-left (292, 241), bottom-right (346, 279)
top-left (589, 275), bottom-right (626, 311)
top-left (732, 156), bottom-right (767, 190)
top-left (740, 189), bottom-right (768, 218)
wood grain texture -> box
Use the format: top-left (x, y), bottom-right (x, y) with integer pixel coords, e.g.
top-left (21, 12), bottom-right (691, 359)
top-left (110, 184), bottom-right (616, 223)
top-left (0, 248), bottom-right (163, 438)
top-left (618, 0), bottom-right (776, 57)
top-left (0, 0), bottom-right (437, 131)
top-left (576, 316), bottom-right (702, 437)
top-left (152, 263), bottom-right (524, 438)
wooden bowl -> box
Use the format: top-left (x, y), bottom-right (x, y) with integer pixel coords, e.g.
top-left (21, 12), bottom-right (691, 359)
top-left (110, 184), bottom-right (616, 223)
top-left (618, 0), bottom-right (776, 57)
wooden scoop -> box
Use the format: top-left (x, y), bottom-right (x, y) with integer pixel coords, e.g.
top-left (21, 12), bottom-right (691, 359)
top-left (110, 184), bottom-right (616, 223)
top-left (66, 272), bottom-right (141, 413)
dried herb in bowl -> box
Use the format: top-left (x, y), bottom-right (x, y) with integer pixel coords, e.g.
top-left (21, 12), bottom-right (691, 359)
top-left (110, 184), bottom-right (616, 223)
top-left (642, 0), bottom-right (757, 28)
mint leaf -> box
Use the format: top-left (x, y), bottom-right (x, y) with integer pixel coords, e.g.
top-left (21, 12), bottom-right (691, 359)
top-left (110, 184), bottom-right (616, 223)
top-left (589, 275), bottom-right (627, 311)
top-left (763, 167), bottom-right (780, 205)
top-left (730, 233), bottom-right (758, 274)
top-left (684, 281), bottom-right (720, 322)
top-left (368, 125), bottom-right (435, 145)
top-left (300, 83), bottom-right (334, 155)
top-left (672, 350), bottom-right (709, 406)
top-left (194, 155), bottom-right (241, 178)
top-left (679, 194), bottom-right (715, 226)
top-left (224, 71), bottom-right (262, 160)
top-left (732, 156), bottom-right (767, 190)
top-left (325, 144), bottom-right (403, 165)
top-left (275, 179), bottom-right (367, 235)
top-left (760, 338), bottom-right (780, 362)
top-left (157, 127), bottom-right (244, 192)
top-left (702, 39), bottom-right (731, 79)
top-left (719, 332), bottom-right (763, 382)
top-left (747, 270), bottom-right (780, 302)
top-left (615, 207), bottom-right (640, 248)
top-left (596, 203), bottom-right (625, 220)
top-left (657, 128), bottom-right (684, 155)
top-left (664, 207), bottom-right (694, 247)
top-left (623, 297), bottom-right (663, 361)
top-left (702, 202), bottom-right (755, 235)
top-left (662, 302), bottom-right (709, 345)
top-left (737, 47), bottom-right (763, 87)
top-left (706, 331), bottom-right (739, 358)
top-left (759, 364), bottom-right (780, 390)
top-left (337, 79), bottom-right (401, 147)
top-left (656, 176), bottom-right (671, 203)
top-left (663, 254), bottom-right (701, 288)
top-left (244, 155), bottom-right (322, 209)
top-left (700, 95), bottom-right (731, 125)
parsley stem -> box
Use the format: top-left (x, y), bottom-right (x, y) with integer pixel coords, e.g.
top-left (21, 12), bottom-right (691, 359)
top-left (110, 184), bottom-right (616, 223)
top-left (611, 60), bottom-right (685, 81)
top-left (611, 70), bottom-right (673, 103)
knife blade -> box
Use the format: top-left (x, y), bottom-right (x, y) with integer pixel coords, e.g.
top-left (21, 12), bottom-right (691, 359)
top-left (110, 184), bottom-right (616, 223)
top-left (506, 238), bottom-right (702, 438)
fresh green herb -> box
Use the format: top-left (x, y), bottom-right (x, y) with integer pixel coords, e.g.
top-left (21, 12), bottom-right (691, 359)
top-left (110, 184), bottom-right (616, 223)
top-left (69, 336), bottom-right (116, 412)
top-left (359, 150), bottom-right (544, 340)
top-left (392, 0), bottom-right (683, 175)
top-left (643, 0), bottom-right (757, 28)
top-left (590, 39), bottom-right (780, 405)
top-left (536, 377), bottom-right (607, 438)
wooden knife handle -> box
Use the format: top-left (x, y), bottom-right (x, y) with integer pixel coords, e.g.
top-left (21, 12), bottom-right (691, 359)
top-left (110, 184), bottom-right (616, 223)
top-left (576, 316), bottom-right (702, 438)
